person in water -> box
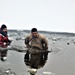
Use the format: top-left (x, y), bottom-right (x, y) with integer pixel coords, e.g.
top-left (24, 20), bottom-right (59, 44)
top-left (25, 28), bottom-right (48, 53)
top-left (0, 24), bottom-right (11, 61)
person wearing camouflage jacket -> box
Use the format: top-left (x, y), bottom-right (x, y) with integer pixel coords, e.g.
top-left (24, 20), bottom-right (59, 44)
top-left (25, 28), bottom-right (48, 53)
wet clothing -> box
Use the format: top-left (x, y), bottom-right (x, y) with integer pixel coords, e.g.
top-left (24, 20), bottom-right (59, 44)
top-left (25, 34), bottom-right (48, 51)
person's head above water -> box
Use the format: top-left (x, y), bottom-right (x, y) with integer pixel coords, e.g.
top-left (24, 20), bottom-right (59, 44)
top-left (31, 28), bottom-right (38, 38)
top-left (1, 24), bottom-right (7, 32)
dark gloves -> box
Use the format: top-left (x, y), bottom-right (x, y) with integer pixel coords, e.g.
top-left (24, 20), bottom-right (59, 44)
top-left (26, 45), bottom-right (31, 48)
top-left (43, 47), bottom-right (48, 50)
top-left (8, 40), bottom-right (12, 45)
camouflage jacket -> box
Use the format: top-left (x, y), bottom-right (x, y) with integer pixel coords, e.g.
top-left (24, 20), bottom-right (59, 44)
top-left (25, 34), bottom-right (48, 50)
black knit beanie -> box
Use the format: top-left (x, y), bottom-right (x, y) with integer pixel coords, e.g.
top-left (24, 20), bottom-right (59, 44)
top-left (31, 28), bottom-right (37, 32)
top-left (1, 24), bottom-right (7, 30)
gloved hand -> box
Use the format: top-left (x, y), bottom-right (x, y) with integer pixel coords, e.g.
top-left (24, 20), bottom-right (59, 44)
top-left (43, 47), bottom-right (48, 50)
top-left (26, 45), bottom-right (31, 48)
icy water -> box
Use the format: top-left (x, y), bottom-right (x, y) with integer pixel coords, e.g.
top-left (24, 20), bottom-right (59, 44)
top-left (0, 31), bottom-right (75, 75)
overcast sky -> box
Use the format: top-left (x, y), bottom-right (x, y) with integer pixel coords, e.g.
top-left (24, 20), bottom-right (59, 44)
top-left (0, 0), bottom-right (75, 33)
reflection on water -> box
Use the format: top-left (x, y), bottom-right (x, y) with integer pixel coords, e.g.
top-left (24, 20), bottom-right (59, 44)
top-left (24, 51), bottom-right (49, 75)
top-left (0, 50), bottom-right (8, 62)
top-left (24, 52), bottom-right (48, 69)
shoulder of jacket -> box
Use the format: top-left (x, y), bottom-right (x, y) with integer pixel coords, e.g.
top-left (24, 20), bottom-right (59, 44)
top-left (26, 34), bottom-right (32, 38)
top-left (38, 34), bottom-right (45, 39)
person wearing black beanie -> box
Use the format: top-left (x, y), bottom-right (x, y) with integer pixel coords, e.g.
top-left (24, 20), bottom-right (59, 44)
top-left (0, 24), bottom-right (11, 61)
top-left (25, 28), bottom-right (48, 52)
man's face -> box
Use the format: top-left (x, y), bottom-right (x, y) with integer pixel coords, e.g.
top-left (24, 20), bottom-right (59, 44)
top-left (2, 28), bottom-right (7, 32)
top-left (31, 32), bottom-right (38, 38)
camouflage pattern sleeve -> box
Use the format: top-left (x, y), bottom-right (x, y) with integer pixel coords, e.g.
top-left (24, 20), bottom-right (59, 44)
top-left (25, 36), bottom-right (29, 45)
top-left (25, 36), bottom-right (31, 48)
top-left (42, 36), bottom-right (48, 50)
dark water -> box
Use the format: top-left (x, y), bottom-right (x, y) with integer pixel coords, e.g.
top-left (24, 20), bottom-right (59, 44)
top-left (0, 31), bottom-right (75, 75)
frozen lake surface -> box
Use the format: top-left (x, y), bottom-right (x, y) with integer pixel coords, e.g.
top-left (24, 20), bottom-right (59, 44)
top-left (0, 31), bottom-right (75, 75)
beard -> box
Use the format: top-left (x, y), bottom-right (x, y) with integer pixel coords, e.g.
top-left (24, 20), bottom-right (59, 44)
top-left (3, 31), bottom-right (7, 36)
top-left (32, 36), bottom-right (37, 39)
top-left (0, 31), bottom-right (8, 36)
